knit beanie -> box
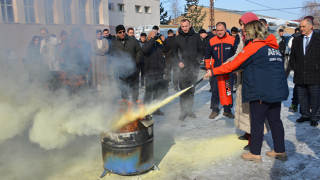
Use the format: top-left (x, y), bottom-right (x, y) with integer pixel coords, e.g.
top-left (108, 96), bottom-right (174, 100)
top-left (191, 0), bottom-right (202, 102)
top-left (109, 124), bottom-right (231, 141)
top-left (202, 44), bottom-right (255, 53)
top-left (198, 29), bottom-right (207, 34)
top-left (239, 12), bottom-right (259, 25)
top-left (116, 25), bottom-right (126, 33)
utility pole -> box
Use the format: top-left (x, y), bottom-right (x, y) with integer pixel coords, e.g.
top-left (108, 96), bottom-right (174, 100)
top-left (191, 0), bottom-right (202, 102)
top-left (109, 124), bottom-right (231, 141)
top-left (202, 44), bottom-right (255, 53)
top-left (209, 0), bottom-right (216, 31)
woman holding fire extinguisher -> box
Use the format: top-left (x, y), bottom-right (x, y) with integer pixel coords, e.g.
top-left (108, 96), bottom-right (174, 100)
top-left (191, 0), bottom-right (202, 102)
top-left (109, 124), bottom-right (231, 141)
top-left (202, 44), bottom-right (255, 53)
top-left (204, 20), bottom-right (289, 163)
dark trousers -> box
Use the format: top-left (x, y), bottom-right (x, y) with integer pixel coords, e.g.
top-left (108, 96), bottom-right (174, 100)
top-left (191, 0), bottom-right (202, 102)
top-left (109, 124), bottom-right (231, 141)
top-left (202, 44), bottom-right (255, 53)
top-left (165, 67), bottom-right (171, 82)
top-left (297, 84), bottom-right (320, 122)
top-left (179, 71), bottom-right (198, 112)
top-left (107, 62), bottom-right (118, 84)
top-left (173, 68), bottom-right (179, 88)
top-left (292, 84), bottom-right (299, 106)
top-left (211, 73), bottom-right (234, 113)
top-left (144, 74), bottom-right (166, 104)
top-left (138, 63), bottom-right (145, 86)
top-left (250, 101), bottom-right (285, 155)
top-left (165, 68), bottom-right (179, 87)
top-left (119, 71), bottom-right (139, 103)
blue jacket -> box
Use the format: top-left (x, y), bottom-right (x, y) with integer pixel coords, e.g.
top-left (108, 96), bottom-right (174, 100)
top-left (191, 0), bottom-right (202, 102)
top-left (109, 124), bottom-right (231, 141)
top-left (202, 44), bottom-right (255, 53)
top-left (212, 34), bottom-right (289, 103)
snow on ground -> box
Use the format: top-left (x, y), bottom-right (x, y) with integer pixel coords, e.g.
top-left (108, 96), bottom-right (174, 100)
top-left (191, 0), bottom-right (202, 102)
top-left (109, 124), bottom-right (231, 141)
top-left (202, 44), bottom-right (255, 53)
top-left (1, 71), bottom-right (320, 180)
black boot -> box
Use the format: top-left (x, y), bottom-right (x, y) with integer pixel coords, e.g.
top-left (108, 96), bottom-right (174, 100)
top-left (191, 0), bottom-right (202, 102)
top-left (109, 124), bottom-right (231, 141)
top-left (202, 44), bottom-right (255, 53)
top-left (179, 111), bottom-right (187, 121)
top-left (244, 145), bottom-right (250, 151)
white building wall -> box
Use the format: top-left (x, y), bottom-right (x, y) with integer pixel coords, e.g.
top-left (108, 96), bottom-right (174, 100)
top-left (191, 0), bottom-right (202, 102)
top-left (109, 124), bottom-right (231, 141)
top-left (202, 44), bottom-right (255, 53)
top-left (107, 0), bottom-right (159, 34)
top-left (0, 0), bottom-right (160, 73)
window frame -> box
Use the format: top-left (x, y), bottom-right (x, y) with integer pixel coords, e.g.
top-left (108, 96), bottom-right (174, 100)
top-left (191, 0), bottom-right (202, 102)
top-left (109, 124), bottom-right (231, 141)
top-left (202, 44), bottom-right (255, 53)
top-left (44, 0), bottom-right (55, 24)
top-left (93, 0), bottom-right (100, 24)
top-left (63, 0), bottom-right (72, 24)
top-left (24, 0), bottom-right (36, 23)
top-left (78, 0), bottom-right (86, 24)
top-left (108, 3), bottom-right (114, 11)
top-left (1, 0), bottom-right (15, 23)
top-left (135, 5), bottom-right (142, 13)
top-left (144, 6), bottom-right (151, 14)
top-left (117, 4), bottom-right (124, 12)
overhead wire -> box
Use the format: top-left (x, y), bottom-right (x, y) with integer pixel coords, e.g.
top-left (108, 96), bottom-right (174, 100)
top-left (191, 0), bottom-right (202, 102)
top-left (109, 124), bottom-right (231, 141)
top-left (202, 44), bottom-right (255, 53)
top-left (243, 0), bottom-right (301, 15)
top-left (161, 0), bottom-right (318, 13)
top-left (214, 5), bottom-right (320, 13)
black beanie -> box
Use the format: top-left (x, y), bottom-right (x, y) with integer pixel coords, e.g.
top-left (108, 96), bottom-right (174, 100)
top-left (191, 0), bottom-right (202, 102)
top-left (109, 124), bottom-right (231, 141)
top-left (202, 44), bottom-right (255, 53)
top-left (199, 29), bottom-right (207, 34)
top-left (116, 25), bottom-right (125, 33)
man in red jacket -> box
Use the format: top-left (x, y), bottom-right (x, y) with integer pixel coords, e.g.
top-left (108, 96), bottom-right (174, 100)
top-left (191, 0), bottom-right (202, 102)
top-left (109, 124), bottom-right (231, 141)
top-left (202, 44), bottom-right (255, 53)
top-left (204, 22), bottom-right (238, 119)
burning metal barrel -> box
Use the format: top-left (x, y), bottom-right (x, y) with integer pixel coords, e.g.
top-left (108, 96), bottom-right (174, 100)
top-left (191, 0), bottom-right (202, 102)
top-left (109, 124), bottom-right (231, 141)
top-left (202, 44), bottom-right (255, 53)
top-left (100, 119), bottom-right (154, 176)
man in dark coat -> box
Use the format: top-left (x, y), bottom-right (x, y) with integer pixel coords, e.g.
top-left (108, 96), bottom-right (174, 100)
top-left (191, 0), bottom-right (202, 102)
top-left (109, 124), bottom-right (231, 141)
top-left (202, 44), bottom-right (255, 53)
top-left (172, 19), bottom-right (205, 120)
top-left (142, 30), bottom-right (171, 115)
top-left (231, 27), bottom-right (240, 44)
top-left (289, 18), bottom-right (320, 126)
top-left (288, 28), bottom-right (301, 112)
top-left (278, 29), bottom-right (286, 59)
top-left (102, 29), bottom-right (117, 83)
top-left (138, 33), bottom-right (147, 87)
top-left (110, 25), bottom-right (143, 103)
top-left (165, 29), bottom-right (179, 91)
top-left (199, 29), bottom-right (215, 47)
top-left (103, 29), bottom-right (116, 42)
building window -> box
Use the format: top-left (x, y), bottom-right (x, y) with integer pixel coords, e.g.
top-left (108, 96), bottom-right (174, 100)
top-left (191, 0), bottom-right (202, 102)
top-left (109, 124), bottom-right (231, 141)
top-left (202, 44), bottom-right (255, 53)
top-left (118, 4), bottom-right (124, 12)
top-left (1, 0), bottom-right (14, 22)
top-left (44, 0), bottom-right (54, 23)
top-left (145, 6), bottom-right (151, 13)
top-left (79, 0), bottom-right (86, 24)
top-left (24, 0), bottom-right (35, 23)
top-left (108, 3), bottom-right (114, 11)
top-left (93, 0), bottom-right (100, 24)
top-left (135, 5), bottom-right (141, 13)
top-left (63, 0), bottom-right (72, 24)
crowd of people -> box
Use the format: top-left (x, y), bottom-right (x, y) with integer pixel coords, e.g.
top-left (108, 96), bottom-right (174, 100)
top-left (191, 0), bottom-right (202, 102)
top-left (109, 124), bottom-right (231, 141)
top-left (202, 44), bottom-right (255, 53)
top-left (19, 12), bottom-right (319, 163)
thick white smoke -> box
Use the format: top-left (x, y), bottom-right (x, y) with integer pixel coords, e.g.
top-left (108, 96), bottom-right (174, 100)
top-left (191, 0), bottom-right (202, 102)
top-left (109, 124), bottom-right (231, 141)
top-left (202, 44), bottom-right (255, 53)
top-left (0, 41), bottom-right (136, 150)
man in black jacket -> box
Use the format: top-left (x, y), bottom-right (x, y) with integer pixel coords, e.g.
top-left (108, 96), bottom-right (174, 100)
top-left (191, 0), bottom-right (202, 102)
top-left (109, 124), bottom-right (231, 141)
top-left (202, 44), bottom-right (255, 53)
top-left (110, 25), bottom-right (143, 103)
top-left (290, 18), bottom-right (320, 126)
top-left (165, 29), bottom-right (179, 91)
top-left (231, 27), bottom-right (240, 44)
top-left (138, 33), bottom-right (147, 88)
top-left (103, 29), bottom-right (115, 42)
top-left (199, 29), bottom-right (215, 46)
top-left (142, 30), bottom-right (171, 115)
top-left (278, 29), bottom-right (286, 59)
top-left (173, 19), bottom-right (205, 120)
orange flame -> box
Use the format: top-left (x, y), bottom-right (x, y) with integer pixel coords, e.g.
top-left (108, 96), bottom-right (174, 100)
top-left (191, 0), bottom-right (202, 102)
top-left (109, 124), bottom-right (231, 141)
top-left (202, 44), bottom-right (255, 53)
top-left (117, 100), bottom-right (144, 133)
top-left (59, 70), bottom-right (85, 86)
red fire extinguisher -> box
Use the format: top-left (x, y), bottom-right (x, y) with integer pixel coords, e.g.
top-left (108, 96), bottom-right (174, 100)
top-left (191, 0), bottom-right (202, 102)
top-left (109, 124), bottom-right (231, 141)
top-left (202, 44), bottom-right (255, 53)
top-left (217, 74), bottom-right (232, 106)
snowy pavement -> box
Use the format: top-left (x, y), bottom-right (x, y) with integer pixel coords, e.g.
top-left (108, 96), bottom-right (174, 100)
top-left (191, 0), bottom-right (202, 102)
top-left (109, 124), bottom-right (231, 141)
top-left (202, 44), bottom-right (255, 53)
top-left (1, 71), bottom-right (320, 180)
